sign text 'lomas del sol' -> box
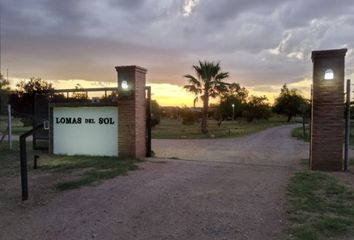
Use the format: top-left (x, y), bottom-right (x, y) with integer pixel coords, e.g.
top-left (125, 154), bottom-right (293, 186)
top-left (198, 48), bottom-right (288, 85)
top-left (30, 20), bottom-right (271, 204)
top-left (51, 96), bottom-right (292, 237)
top-left (55, 117), bottom-right (115, 125)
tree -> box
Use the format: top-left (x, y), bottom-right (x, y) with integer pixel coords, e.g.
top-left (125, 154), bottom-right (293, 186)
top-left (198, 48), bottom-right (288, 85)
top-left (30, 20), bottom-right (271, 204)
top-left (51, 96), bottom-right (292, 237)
top-left (273, 84), bottom-right (307, 122)
top-left (184, 61), bottom-right (229, 133)
top-left (150, 100), bottom-right (161, 127)
top-left (218, 82), bottom-right (249, 121)
top-left (243, 95), bottom-right (272, 122)
top-left (0, 73), bottom-right (11, 115)
top-left (15, 77), bottom-right (53, 96)
top-left (9, 77), bottom-right (53, 125)
top-left (0, 73), bottom-right (10, 91)
top-left (221, 83), bottom-right (248, 102)
top-left (71, 83), bottom-right (88, 101)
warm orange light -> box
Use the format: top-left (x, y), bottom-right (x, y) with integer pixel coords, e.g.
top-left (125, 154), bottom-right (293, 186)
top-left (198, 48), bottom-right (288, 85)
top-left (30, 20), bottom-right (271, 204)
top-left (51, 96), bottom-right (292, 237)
top-left (9, 77), bottom-right (311, 107)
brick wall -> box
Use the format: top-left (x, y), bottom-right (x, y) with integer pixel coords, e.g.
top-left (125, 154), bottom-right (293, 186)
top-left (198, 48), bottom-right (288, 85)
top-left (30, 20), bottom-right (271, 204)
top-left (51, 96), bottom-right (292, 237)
top-left (311, 49), bottom-right (347, 171)
top-left (116, 66), bottom-right (147, 160)
top-left (134, 68), bottom-right (147, 159)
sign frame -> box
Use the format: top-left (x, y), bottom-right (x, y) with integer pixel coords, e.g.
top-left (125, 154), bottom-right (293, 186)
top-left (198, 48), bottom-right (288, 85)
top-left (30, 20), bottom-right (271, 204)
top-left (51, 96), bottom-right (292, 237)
top-left (49, 102), bottom-right (118, 156)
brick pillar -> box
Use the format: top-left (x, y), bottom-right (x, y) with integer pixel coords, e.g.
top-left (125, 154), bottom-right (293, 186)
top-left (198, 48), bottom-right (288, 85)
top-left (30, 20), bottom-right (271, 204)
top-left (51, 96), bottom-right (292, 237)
top-left (311, 49), bottom-right (347, 171)
top-left (115, 66), bottom-right (147, 160)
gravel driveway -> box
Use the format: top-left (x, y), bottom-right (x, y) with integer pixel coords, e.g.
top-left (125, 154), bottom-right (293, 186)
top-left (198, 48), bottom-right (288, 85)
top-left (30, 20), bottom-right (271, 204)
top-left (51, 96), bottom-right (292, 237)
top-left (153, 124), bottom-right (308, 167)
top-left (1, 124), bottom-right (308, 240)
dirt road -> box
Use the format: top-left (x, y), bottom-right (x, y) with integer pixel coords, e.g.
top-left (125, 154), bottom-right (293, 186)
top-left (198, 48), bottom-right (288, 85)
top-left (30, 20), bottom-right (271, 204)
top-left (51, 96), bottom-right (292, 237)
top-left (1, 124), bottom-right (308, 240)
top-left (153, 124), bottom-right (308, 167)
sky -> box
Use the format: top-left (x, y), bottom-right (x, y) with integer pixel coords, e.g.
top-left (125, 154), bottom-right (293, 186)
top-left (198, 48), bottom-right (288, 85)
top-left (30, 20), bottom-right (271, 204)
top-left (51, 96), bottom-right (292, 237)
top-left (1, 0), bottom-right (354, 106)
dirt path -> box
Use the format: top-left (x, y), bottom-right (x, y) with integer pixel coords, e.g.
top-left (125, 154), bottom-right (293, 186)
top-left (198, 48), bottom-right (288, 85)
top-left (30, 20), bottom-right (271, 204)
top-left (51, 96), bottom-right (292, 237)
top-left (153, 124), bottom-right (309, 167)
top-left (1, 125), bottom-right (308, 240)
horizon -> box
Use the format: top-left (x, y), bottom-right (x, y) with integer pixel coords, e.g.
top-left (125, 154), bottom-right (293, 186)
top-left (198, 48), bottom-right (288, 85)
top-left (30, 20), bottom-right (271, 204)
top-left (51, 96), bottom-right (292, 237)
top-left (4, 76), bottom-right (310, 107)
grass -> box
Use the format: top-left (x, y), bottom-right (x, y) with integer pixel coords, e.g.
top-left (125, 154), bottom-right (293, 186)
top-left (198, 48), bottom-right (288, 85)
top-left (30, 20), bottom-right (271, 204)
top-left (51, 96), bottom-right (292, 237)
top-left (293, 123), bottom-right (354, 145)
top-left (287, 170), bottom-right (354, 240)
top-left (292, 126), bottom-right (310, 142)
top-left (39, 155), bottom-right (138, 191)
top-left (152, 116), bottom-right (289, 139)
top-left (0, 141), bottom-right (138, 191)
top-left (0, 141), bottom-right (23, 177)
top-left (350, 126), bottom-right (354, 145)
top-left (0, 117), bottom-right (32, 135)
top-left (300, 159), bottom-right (354, 168)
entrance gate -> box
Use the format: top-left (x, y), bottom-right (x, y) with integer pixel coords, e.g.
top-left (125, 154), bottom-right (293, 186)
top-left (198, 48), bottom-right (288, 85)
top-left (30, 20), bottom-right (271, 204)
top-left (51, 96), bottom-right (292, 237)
top-left (32, 67), bottom-right (152, 157)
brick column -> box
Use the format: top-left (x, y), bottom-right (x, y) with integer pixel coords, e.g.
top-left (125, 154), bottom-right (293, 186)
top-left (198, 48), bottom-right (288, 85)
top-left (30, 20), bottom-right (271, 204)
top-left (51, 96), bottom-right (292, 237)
top-left (115, 66), bottom-right (147, 160)
top-left (311, 49), bottom-right (347, 171)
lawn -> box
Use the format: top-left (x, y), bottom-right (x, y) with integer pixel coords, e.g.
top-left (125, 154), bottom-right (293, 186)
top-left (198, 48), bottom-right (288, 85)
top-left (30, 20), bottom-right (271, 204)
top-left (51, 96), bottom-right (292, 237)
top-left (0, 116), bottom-right (32, 135)
top-left (39, 155), bottom-right (138, 191)
top-left (0, 141), bottom-right (138, 191)
top-left (152, 116), bottom-right (289, 139)
top-left (287, 170), bottom-right (354, 240)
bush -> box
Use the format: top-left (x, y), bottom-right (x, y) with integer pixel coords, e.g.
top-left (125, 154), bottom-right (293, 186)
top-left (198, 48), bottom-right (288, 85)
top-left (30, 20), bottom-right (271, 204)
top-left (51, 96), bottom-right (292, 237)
top-left (151, 114), bottom-right (160, 128)
top-left (243, 95), bottom-right (272, 122)
top-left (150, 100), bottom-right (161, 128)
top-left (180, 107), bottom-right (197, 125)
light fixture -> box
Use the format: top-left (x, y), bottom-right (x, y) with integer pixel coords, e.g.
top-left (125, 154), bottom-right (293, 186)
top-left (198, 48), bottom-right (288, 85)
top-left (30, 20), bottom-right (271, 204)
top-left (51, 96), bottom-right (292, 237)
top-left (324, 69), bottom-right (334, 80)
top-left (231, 104), bottom-right (235, 121)
top-left (121, 80), bottom-right (129, 90)
top-left (43, 120), bottom-right (50, 130)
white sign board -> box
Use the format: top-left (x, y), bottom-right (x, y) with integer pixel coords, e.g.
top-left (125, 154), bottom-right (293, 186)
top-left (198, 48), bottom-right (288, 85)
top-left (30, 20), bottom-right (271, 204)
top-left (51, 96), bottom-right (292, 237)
top-left (53, 106), bottom-right (118, 156)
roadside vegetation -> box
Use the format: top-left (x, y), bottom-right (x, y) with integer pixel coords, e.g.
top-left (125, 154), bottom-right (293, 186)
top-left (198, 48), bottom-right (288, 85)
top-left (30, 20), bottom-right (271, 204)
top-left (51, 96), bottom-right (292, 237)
top-left (292, 126), bottom-right (310, 142)
top-left (293, 124), bottom-right (354, 145)
top-left (0, 117), bottom-right (32, 135)
top-left (181, 61), bottom-right (309, 135)
top-left (152, 116), bottom-right (288, 139)
top-left (273, 84), bottom-right (309, 122)
top-left (287, 170), bottom-right (354, 240)
top-left (0, 142), bottom-right (138, 191)
top-left (184, 61), bottom-right (229, 134)
top-left (152, 74), bottom-right (309, 139)
top-left (39, 155), bottom-right (138, 191)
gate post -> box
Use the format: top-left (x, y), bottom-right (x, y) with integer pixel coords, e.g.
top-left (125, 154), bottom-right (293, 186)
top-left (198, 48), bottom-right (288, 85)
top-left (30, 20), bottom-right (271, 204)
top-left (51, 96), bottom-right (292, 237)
top-left (310, 49), bottom-right (347, 171)
top-left (115, 65), bottom-right (147, 159)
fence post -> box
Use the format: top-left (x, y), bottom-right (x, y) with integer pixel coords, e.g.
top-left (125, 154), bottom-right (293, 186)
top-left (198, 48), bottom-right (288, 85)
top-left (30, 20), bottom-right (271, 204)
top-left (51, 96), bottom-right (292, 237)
top-left (20, 124), bottom-right (43, 201)
top-left (20, 134), bottom-right (28, 200)
top-left (7, 104), bottom-right (12, 149)
top-left (145, 86), bottom-right (152, 157)
top-left (344, 79), bottom-right (351, 171)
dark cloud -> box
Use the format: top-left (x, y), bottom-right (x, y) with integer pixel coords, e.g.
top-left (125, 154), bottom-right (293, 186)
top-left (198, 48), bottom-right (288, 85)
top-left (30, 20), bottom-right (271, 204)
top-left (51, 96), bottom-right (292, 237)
top-left (278, 0), bottom-right (354, 28)
top-left (198, 0), bottom-right (284, 23)
top-left (109, 0), bottom-right (145, 10)
top-left (1, 0), bottom-right (354, 88)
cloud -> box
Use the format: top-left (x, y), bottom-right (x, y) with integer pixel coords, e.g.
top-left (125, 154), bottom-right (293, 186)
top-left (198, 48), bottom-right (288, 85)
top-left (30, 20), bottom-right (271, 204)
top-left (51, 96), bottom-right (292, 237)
top-left (1, 0), bottom-right (354, 101)
top-left (108, 0), bottom-right (145, 10)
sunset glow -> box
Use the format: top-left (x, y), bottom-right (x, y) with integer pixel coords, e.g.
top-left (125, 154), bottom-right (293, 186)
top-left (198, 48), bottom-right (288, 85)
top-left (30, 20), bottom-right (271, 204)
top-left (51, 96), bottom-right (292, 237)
top-left (8, 77), bottom-right (311, 106)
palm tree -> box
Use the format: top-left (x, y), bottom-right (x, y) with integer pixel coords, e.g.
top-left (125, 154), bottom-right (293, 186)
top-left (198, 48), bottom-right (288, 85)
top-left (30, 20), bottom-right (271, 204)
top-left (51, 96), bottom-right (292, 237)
top-left (184, 61), bottom-right (229, 133)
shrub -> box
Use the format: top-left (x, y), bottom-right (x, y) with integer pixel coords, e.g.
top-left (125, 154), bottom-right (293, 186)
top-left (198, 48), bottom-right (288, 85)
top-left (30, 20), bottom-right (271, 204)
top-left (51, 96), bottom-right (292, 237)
top-left (180, 107), bottom-right (197, 125)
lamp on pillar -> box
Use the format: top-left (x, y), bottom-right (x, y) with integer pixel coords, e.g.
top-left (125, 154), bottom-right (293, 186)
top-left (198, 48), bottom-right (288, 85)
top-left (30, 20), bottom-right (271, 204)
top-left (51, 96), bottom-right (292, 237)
top-left (121, 80), bottom-right (129, 90)
top-left (324, 69), bottom-right (334, 80)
